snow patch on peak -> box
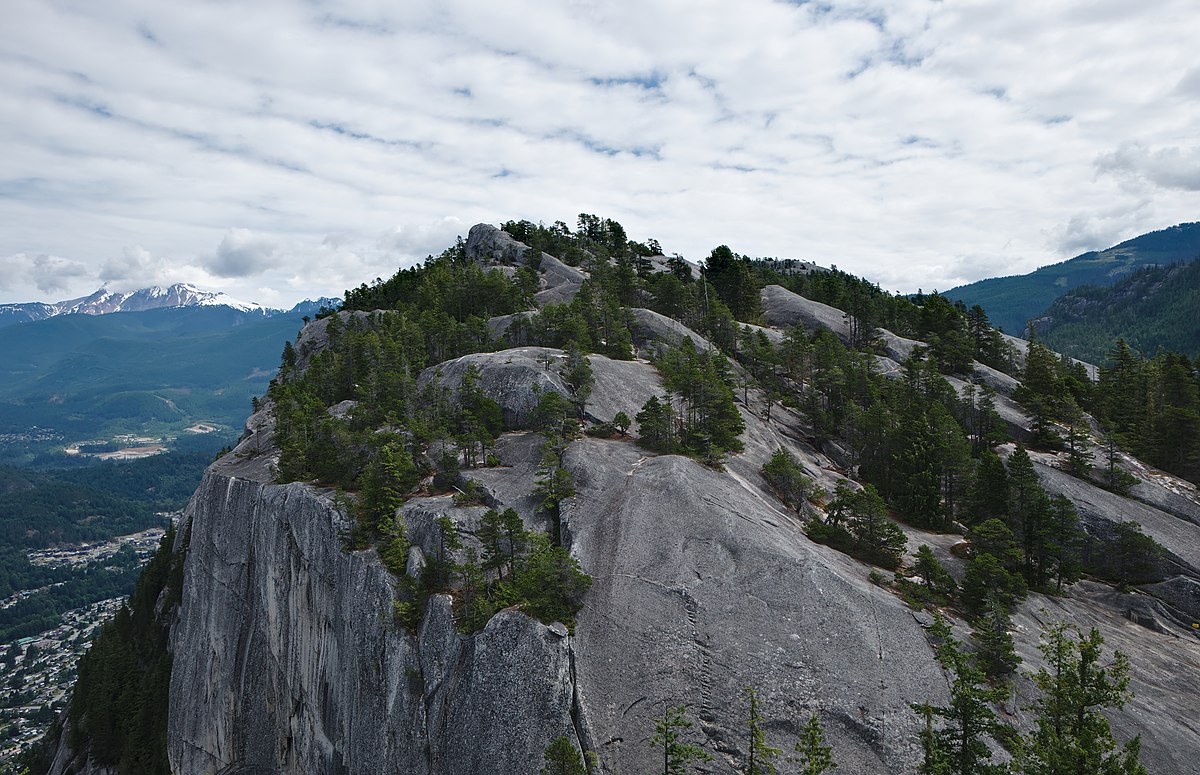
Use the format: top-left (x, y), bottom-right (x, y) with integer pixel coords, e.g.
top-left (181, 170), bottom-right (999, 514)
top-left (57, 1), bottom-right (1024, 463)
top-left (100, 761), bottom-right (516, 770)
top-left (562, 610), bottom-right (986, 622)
top-left (0, 283), bottom-right (278, 325)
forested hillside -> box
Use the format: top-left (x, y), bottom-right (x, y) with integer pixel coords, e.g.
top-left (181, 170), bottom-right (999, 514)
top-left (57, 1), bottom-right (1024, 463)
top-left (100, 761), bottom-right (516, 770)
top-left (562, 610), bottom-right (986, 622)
top-left (0, 439), bottom-right (218, 643)
top-left (945, 221), bottom-right (1200, 336)
top-left (1035, 258), bottom-right (1200, 363)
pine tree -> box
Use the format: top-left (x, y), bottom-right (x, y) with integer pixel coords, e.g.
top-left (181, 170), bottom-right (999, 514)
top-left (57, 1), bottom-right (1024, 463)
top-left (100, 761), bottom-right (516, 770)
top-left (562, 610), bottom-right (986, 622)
top-left (541, 735), bottom-right (587, 775)
top-left (1108, 521), bottom-right (1163, 588)
top-left (705, 245), bottom-right (761, 322)
top-left (912, 545), bottom-right (958, 600)
top-left (761, 448), bottom-right (814, 511)
top-left (846, 484), bottom-right (907, 569)
top-left (651, 705), bottom-right (712, 774)
top-left (457, 548), bottom-right (497, 632)
top-left (428, 515), bottom-right (462, 589)
top-left (910, 615), bottom-right (1008, 775)
top-left (358, 440), bottom-right (418, 527)
top-left (1006, 444), bottom-right (1051, 585)
top-left (791, 712), bottom-right (837, 775)
top-left (963, 519), bottom-right (1027, 613)
top-left (478, 508), bottom-right (526, 581)
top-left (561, 341), bottom-right (595, 416)
top-left (915, 702), bottom-right (950, 775)
top-left (636, 395), bottom-right (676, 452)
top-left (1016, 332), bottom-right (1065, 416)
top-left (745, 686), bottom-right (781, 775)
top-left (1019, 622), bottom-right (1148, 775)
top-left (1100, 429), bottom-right (1137, 495)
top-left (844, 284), bottom-right (881, 351)
top-left (1060, 399), bottom-right (1093, 479)
top-left (967, 450), bottom-right (1009, 526)
top-left (971, 593), bottom-right (1019, 682)
top-left (1042, 496), bottom-right (1083, 592)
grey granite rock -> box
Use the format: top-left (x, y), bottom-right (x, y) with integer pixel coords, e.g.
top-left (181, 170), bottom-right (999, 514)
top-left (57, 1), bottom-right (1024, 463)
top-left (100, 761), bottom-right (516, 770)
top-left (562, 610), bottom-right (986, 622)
top-left (167, 453), bottom-right (585, 775)
top-left (627, 307), bottom-right (718, 357)
top-left (419, 346), bottom-right (666, 432)
top-left (562, 438), bottom-right (947, 774)
top-left (465, 223), bottom-right (586, 306)
top-left (487, 310), bottom-right (537, 341)
top-left (419, 347), bottom-right (572, 429)
top-left (760, 284), bottom-right (850, 340)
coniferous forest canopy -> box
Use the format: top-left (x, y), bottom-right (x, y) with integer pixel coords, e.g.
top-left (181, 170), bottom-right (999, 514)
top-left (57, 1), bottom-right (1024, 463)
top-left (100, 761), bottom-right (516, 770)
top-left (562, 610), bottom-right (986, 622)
top-left (46, 213), bottom-right (1192, 773)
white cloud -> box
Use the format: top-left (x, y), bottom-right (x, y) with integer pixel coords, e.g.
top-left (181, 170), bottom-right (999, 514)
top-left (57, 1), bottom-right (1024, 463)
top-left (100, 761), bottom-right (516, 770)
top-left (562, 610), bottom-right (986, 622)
top-left (1, 0), bottom-right (1199, 303)
top-left (0, 252), bottom-right (90, 296)
top-left (1097, 143), bottom-right (1200, 192)
top-left (207, 229), bottom-right (282, 278)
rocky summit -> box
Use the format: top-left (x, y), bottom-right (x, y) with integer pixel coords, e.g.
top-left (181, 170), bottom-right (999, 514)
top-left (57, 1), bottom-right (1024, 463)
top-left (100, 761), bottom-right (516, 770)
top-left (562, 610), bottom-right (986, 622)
top-left (46, 222), bottom-right (1200, 775)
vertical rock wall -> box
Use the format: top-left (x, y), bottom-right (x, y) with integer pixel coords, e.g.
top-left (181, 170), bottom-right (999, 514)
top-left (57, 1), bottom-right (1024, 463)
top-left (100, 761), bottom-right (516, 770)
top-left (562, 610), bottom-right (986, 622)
top-left (166, 456), bottom-right (579, 775)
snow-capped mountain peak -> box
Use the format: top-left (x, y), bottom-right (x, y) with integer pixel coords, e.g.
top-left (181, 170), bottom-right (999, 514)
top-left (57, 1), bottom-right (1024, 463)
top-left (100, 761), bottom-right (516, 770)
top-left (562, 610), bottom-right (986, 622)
top-left (0, 283), bottom-right (278, 327)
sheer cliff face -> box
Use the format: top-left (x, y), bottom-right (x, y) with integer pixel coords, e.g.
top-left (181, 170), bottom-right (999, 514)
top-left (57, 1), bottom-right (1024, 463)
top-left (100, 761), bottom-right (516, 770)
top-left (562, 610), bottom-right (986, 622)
top-left (167, 438), bottom-right (578, 775)
top-left (168, 311), bottom-right (1200, 774)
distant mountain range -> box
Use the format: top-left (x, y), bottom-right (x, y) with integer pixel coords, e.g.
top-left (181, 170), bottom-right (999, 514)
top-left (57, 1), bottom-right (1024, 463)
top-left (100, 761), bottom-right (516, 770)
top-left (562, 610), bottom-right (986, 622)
top-left (0, 283), bottom-right (337, 328)
top-left (944, 222), bottom-right (1200, 336)
top-left (1033, 257), bottom-right (1200, 363)
top-left (0, 286), bottom-right (339, 459)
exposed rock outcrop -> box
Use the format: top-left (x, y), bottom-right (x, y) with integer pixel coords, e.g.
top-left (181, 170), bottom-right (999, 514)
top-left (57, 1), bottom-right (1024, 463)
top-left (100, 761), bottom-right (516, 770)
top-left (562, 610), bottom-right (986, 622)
top-left (761, 284), bottom-right (1088, 396)
top-left (418, 346), bottom-right (666, 431)
top-left (627, 308), bottom-right (718, 356)
top-left (465, 224), bottom-right (587, 305)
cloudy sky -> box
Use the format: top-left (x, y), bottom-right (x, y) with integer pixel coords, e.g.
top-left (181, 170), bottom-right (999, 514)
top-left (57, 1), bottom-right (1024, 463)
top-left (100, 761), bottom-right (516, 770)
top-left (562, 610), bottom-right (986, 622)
top-left (2, 0), bottom-right (1198, 306)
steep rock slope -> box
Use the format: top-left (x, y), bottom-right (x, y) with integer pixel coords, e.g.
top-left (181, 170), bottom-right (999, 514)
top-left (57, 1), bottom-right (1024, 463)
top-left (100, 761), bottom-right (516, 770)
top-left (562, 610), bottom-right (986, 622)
top-left (164, 331), bottom-right (959, 773)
